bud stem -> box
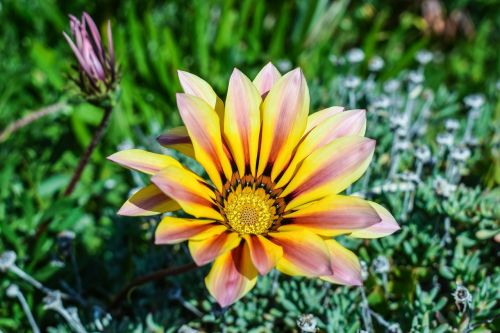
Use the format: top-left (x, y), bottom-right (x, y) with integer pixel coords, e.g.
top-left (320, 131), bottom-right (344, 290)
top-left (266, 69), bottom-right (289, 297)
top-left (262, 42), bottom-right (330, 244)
top-left (64, 103), bottom-right (113, 196)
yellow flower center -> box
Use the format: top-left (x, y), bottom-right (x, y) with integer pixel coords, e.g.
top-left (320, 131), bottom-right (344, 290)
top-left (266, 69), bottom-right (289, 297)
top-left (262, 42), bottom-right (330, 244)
top-left (219, 174), bottom-right (285, 235)
top-left (225, 187), bottom-right (275, 234)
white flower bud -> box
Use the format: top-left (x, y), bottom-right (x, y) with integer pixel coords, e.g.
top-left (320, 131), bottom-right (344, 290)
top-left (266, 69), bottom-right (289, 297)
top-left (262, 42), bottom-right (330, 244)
top-left (464, 94), bottom-right (485, 109)
top-left (369, 56), bottom-right (384, 72)
top-left (297, 314), bottom-right (317, 333)
top-left (345, 75), bottom-right (361, 89)
top-left (444, 119), bottom-right (460, 132)
top-left (451, 146), bottom-right (471, 162)
top-left (436, 133), bottom-right (454, 147)
top-left (416, 50), bottom-right (434, 65)
top-left (415, 145), bottom-right (431, 162)
top-left (384, 80), bottom-right (400, 93)
top-left (346, 48), bottom-right (365, 64)
top-left (371, 95), bottom-right (391, 109)
top-left (408, 71), bottom-right (424, 85)
top-left (0, 251), bottom-right (16, 272)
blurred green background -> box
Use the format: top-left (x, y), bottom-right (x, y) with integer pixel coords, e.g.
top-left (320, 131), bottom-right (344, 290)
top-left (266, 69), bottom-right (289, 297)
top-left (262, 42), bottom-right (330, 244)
top-left (0, 0), bottom-right (499, 332)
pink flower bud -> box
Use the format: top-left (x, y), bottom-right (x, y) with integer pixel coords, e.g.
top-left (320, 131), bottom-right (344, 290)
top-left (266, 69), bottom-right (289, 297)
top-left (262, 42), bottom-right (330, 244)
top-left (63, 12), bottom-right (117, 97)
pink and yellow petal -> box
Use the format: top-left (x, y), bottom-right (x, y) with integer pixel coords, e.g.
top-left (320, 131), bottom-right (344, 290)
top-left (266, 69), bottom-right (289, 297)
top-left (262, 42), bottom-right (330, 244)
top-left (224, 69), bottom-right (262, 176)
top-left (276, 109), bottom-right (367, 188)
top-left (321, 239), bottom-right (362, 286)
top-left (205, 243), bottom-right (258, 307)
top-left (188, 231), bottom-right (241, 266)
top-left (243, 234), bottom-right (283, 275)
top-left (107, 149), bottom-right (181, 175)
top-left (282, 136), bottom-right (375, 210)
top-left (118, 184), bottom-right (180, 216)
top-left (305, 106), bottom-right (344, 133)
top-left (283, 195), bottom-right (380, 236)
top-left (350, 202), bottom-right (400, 239)
top-left (157, 126), bottom-right (195, 159)
top-left (268, 229), bottom-right (332, 277)
top-left (257, 68), bottom-right (310, 180)
top-left (177, 70), bottom-right (225, 122)
top-left (303, 109), bottom-right (367, 151)
top-left (151, 165), bottom-right (223, 220)
top-left (252, 62), bottom-right (281, 97)
top-left (176, 94), bottom-right (233, 191)
top-left (155, 217), bottom-right (226, 244)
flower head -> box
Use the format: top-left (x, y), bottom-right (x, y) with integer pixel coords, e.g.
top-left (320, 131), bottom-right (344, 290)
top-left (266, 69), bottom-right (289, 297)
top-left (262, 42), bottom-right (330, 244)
top-left (109, 64), bottom-right (399, 307)
top-left (63, 12), bottom-right (117, 98)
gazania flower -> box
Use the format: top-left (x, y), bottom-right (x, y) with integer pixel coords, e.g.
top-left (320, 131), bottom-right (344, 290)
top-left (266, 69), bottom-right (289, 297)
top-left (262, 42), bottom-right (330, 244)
top-left (108, 63), bottom-right (399, 307)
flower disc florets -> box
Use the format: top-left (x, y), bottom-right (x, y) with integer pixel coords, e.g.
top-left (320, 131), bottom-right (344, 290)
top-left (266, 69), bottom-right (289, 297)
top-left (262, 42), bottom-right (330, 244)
top-left (218, 174), bottom-right (285, 235)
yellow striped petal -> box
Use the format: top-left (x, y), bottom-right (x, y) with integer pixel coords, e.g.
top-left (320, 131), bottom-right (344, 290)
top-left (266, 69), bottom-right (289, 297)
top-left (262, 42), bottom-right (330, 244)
top-left (283, 194), bottom-right (380, 236)
top-left (176, 94), bottom-right (233, 191)
top-left (157, 126), bottom-right (195, 159)
top-left (321, 239), bottom-right (362, 286)
top-left (257, 68), bottom-right (310, 180)
top-left (268, 229), bottom-right (332, 277)
top-left (253, 62), bottom-right (281, 96)
top-left (224, 69), bottom-right (262, 176)
top-left (118, 184), bottom-right (180, 216)
top-left (205, 243), bottom-right (258, 307)
top-left (155, 217), bottom-right (226, 244)
top-left (243, 234), bottom-right (283, 275)
top-left (188, 231), bottom-right (241, 265)
top-left (151, 165), bottom-right (223, 220)
top-left (282, 136), bottom-right (375, 210)
top-left (350, 202), bottom-right (400, 238)
top-left (276, 109), bottom-right (367, 188)
top-left (305, 106), bottom-right (344, 133)
top-left (177, 70), bottom-right (225, 123)
top-left (107, 149), bottom-right (181, 175)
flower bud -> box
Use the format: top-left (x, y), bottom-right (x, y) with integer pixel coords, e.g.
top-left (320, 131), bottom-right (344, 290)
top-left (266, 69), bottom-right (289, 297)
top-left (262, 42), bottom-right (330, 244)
top-left (463, 94), bottom-right (485, 109)
top-left (416, 50), bottom-right (433, 65)
top-left (297, 314), bottom-right (317, 333)
top-left (452, 285), bottom-right (472, 313)
top-left (0, 251), bottom-right (16, 272)
top-left (369, 56), bottom-right (384, 72)
top-left (63, 12), bottom-right (117, 98)
top-left (346, 48), bottom-right (365, 64)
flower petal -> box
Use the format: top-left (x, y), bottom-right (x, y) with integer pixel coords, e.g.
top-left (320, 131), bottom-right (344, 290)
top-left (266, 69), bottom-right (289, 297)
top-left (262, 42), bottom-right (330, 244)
top-left (118, 184), bottom-right (180, 216)
top-left (189, 231), bottom-right (241, 266)
top-left (305, 106), bottom-right (344, 133)
top-left (282, 136), bottom-right (375, 210)
top-left (177, 70), bottom-right (225, 122)
top-left (257, 68), bottom-right (310, 180)
top-left (205, 243), bottom-right (258, 307)
top-left (157, 126), bottom-right (195, 159)
top-left (268, 229), bottom-right (332, 277)
top-left (243, 234), bottom-right (283, 275)
top-left (176, 93), bottom-right (233, 191)
top-left (350, 202), bottom-right (400, 238)
top-left (155, 216), bottom-right (226, 244)
top-left (321, 239), bottom-right (362, 286)
top-left (283, 195), bottom-right (381, 236)
top-left (108, 149), bottom-right (181, 175)
top-left (63, 32), bottom-right (89, 73)
top-left (276, 109), bottom-right (367, 188)
top-left (82, 12), bottom-right (103, 61)
top-left (224, 69), bottom-right (262, 176)
top-left (304, 109), bottom-right (366, 146)
top-left (151, 165), bottom-right (223, 220)
top-left (253, 62), bottom-right (281, 96)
